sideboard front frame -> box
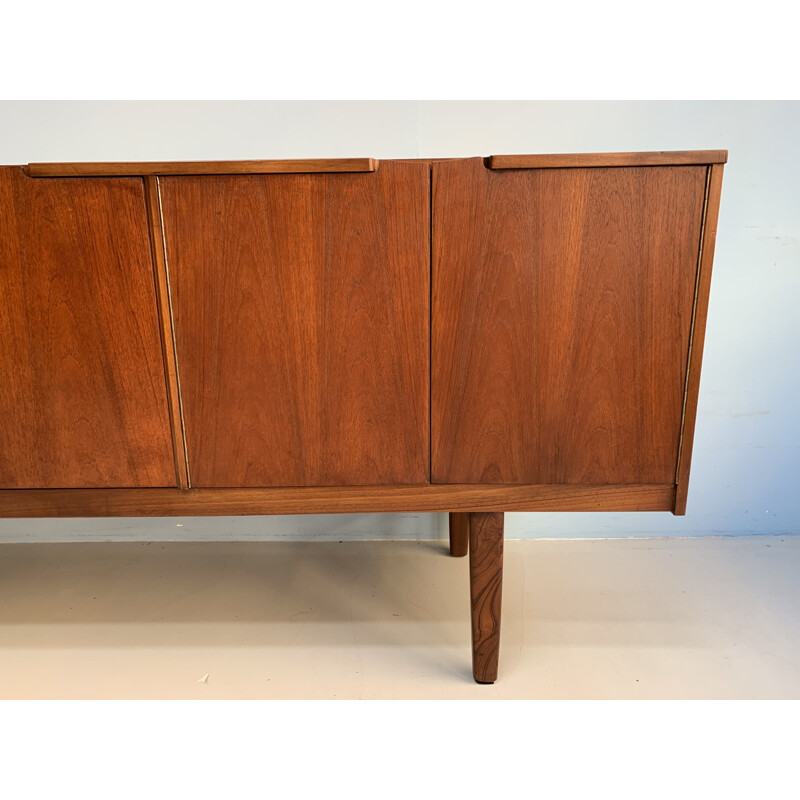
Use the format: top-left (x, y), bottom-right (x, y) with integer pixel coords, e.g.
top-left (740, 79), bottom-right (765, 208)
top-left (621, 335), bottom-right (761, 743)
top-left (4, 151), bottom-right (726, 518)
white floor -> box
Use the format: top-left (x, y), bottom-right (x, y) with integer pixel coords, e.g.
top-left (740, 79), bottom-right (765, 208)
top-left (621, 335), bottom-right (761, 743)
top-left (0, 536), bottom-right (798, 699)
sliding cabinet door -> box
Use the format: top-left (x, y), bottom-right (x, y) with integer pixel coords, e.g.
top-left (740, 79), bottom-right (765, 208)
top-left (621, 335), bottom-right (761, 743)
top-left (161, 162), bottom-right (429, 487)
top-left (0, 168), bottom-right (175, 488)
top-left (432, 158), bottom-right (707, 485)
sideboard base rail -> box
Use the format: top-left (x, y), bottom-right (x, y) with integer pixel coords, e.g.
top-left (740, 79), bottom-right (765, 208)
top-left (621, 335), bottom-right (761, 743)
top-left (0, 483), bottom-right (675, 517)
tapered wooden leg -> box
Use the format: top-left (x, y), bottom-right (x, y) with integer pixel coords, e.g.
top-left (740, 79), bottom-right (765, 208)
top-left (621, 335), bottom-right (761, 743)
top-left (449, 512), bottom-right (469, 557)
top-left (469, 511), bottom-right (504, 684)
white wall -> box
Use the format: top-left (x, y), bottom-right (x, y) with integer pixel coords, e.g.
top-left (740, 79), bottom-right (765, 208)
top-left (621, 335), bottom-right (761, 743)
top-left (1, 101), bottom-right (797, 541)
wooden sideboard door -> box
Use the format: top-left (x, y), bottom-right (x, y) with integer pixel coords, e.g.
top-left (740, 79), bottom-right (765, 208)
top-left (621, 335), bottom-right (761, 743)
top-left (432, 158), bottom-right (708, 485)
top-left (160, 161), bottom-right (430, 487)
top-left (0, 168), bottom-right (176, 488)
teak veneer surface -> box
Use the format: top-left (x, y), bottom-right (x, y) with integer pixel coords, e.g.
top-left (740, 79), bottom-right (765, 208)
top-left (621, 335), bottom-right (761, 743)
top-left (432, 158), bottom-right (707, 484)
top-left (0, 152), bottom-right (723, 508)
top-left (160, 162), bottom-right (430, 487)
top-left (0, 167), bottom-right (175, 488)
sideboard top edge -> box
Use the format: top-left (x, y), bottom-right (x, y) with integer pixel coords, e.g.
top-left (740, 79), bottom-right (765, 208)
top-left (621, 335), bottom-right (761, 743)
top-left (18, 153), bottom-right (729, 176)
top-left (23, 158), bottom-right (379, 177)
top-left (486, 150), bottom-right (729, 169)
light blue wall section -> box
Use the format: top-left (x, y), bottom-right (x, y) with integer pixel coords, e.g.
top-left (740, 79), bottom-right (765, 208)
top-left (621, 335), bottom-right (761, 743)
top-left (0, 101), bottom-right (797, 541)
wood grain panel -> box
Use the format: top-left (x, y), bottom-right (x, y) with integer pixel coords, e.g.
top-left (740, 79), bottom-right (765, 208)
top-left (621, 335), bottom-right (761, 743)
top-left (433, 158), bottom-right (707, 484)
top-left (161, 162), bottom-right (429, 487)
top-left (0, 167), bottom-right (175, 488)
top-left (0, 484), bottom-right (675, 517)
top-left (674, 164), bottom-right (725, 515)
top-left (25, 159), bottom-right (378, 177)
top-left (487, 151), bottom-right (728, 169)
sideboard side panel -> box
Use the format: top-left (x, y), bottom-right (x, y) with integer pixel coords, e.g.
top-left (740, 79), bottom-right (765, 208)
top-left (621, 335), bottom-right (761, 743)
top-left (161, 162), bottom-right (430, 487)
top-left (432, 158), bottom-right (707, 485)
top-left (674, 163), bottom-right (724, 515)
top-left (0, 167), bottom-right (176, 488)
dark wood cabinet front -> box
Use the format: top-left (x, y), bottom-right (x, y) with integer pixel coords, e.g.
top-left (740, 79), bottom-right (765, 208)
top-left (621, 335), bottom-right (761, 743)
top-left (431, 158), bottom-right (708, 485)
top-left (0, 152), bottom-right (724, 504)
top-left (160, 161), bottom-right (430, 487)
top-left (0, 168), bottom-right (176, 488)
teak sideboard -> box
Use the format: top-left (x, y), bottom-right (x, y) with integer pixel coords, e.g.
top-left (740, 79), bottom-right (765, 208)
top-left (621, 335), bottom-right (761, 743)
top-left (0, 151), bottom-right (726, 683)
